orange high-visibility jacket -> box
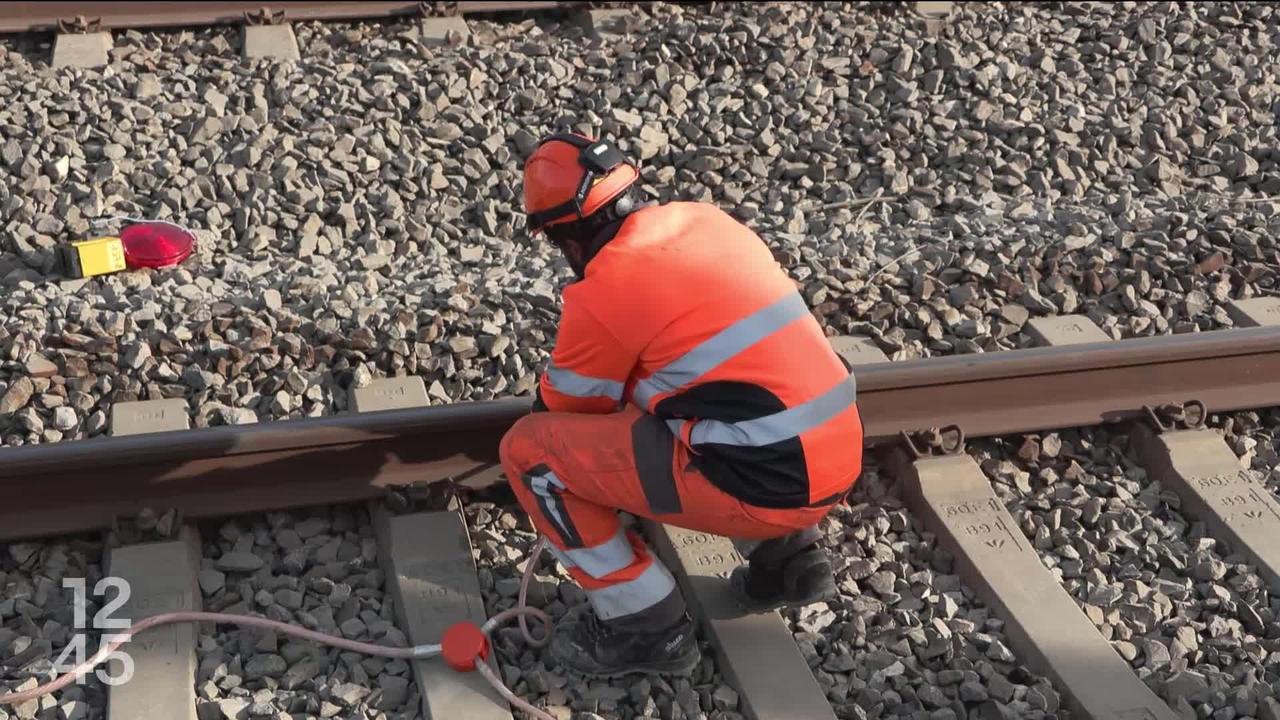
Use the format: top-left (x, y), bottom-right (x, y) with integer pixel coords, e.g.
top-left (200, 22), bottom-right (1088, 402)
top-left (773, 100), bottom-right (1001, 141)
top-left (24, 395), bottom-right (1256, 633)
top-left (538, 201), bottom-right (864, 509)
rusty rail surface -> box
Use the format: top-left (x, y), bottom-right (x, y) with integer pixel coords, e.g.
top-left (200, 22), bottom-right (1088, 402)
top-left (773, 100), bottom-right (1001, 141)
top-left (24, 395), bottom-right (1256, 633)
top-left (0, 1), bottom-right (583, 34)
top-left (0, 325), bottom-right (1277, 542)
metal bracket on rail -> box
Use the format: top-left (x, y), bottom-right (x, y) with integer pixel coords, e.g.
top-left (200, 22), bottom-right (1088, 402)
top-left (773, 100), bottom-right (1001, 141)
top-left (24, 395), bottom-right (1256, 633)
top-left (872, 425), bottom-right (966, 490)
top-left (108, 507), bottom-right (184, 547)
top-left (383, 478), bottom-right (465, 515)
top-left (899, 425), bottom-right (966, 459)
top-left (1143, 400), bottom-right (1208, 434)
top-left (418, 1), bottom-right (461, 17)
top-left (57, 15), bottom-right (102, 34)
top-left (243, 7), bottom-right (287, 26)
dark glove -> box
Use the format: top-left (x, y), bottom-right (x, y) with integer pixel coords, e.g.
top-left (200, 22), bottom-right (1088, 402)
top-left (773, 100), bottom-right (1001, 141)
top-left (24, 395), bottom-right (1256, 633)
top-left (531, 384), bottom-right (549, 413)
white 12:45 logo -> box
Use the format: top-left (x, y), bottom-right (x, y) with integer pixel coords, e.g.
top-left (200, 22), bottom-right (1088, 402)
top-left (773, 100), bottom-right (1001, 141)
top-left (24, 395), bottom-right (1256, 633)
top-left (53, 578), bottom-right (135, 686)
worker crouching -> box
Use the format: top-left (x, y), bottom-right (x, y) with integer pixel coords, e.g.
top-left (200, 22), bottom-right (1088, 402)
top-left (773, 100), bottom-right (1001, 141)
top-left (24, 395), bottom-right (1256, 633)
top-left (499, 132), bottom-right (865, 678)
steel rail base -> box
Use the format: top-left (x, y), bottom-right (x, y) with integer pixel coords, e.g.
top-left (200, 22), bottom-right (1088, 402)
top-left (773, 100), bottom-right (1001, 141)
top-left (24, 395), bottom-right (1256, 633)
top-left (0, 326), bottom-right (1276, 541)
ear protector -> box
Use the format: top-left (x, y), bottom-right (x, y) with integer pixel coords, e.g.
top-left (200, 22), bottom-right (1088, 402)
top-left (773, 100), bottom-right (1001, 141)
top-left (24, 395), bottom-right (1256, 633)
top-left (613, 189), bottom-right (635, 216)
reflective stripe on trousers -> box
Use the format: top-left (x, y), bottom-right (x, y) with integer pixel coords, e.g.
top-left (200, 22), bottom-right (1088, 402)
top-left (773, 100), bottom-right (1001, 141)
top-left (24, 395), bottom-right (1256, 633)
top-left (524, 467), bottom-right (584, 548)
top-left (545, 528), bottom-right (636, 578)
top-left (583, 559), bottom-right (678, 622)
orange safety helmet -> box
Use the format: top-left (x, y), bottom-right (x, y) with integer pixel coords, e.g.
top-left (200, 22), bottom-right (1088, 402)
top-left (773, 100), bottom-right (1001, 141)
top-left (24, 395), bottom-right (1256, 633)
top-left (523, 133), bottom-right (640, 234)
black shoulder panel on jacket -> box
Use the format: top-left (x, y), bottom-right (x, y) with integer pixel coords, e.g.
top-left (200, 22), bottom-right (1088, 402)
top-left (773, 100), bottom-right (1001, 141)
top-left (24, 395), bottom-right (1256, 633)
top-left (655, 381), bottom-right (811, 508)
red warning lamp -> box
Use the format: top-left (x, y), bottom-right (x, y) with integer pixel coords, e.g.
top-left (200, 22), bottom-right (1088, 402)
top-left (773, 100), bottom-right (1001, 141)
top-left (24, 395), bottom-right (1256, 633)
top-left (119, 221), bottom-right (195, 269)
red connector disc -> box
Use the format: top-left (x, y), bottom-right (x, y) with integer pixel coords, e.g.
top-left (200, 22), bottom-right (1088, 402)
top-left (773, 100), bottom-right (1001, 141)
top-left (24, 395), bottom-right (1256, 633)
top-left (441, 621), bottom-right (489, 672)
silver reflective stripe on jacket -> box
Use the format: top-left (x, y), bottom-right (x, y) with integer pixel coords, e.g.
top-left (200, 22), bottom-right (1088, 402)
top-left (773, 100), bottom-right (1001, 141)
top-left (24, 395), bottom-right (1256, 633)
top-left (631, 292), bottom-right (811, 409)
top-left (633, 290), bottom-right (857, 448)
top-left (666, 374), bottom-right (857, 447)
top-left (545, 361), bottom-right (625, 401)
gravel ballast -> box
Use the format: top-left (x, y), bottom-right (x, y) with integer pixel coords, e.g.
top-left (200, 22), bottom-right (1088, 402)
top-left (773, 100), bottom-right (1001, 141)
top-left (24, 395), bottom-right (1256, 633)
top-left (0, 1), bottom-right (1277, 447)
top-left (0, 537), bottom-right (107, 720)
top-left (975, 426), bottom-right (1280, 717)
top-left (195, 506), bottom-right (420, 720)
top-left (1213, 409), bottom-right (1280, 497)
top-left (785, 469), bottom-right (1069, 720)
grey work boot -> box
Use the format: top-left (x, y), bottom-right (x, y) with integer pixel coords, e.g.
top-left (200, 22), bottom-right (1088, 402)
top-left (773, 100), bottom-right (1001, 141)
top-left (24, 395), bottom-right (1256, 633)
top-left (550, 609), bottom-right (701, 678)
top-left (550, 587), bottom-right (701, 678)
top-left (729, 526), bottom-right (836, 613)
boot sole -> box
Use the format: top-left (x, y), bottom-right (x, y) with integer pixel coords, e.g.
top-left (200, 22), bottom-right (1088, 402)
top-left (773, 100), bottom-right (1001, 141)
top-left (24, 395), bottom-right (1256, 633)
top-left (552, 646), bottom-right (702, 680)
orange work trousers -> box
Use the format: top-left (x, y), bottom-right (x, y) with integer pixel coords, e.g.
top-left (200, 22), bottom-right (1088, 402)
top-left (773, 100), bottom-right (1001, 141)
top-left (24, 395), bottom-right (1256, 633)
top-left (500, 405), bottom-right (839, 626)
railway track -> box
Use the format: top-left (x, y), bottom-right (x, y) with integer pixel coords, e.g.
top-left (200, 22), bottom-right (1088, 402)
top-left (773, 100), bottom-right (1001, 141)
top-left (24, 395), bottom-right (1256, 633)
top-left (0, 1), bottom-right (590, 33)
top-left (0, 0), bottom-right (950, 69)
top-left (0, 0), bottom-right (1277, 716)
top-left (1, 306), bottom-right (1277, 720)
top-left (0, 0), bottom-right (647, 69)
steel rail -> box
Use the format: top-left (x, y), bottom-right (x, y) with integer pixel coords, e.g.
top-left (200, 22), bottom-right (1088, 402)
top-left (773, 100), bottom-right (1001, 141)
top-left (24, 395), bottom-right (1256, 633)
top-left (0, 326), bottom-right (1276, 542)
top-left (0, 1), bottom-right (583, 34)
